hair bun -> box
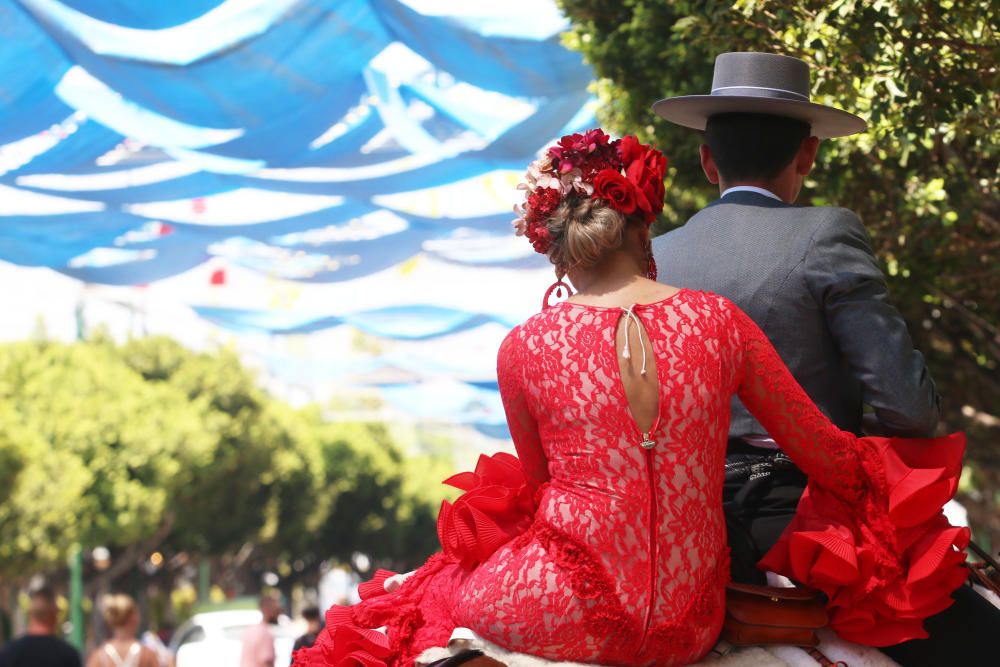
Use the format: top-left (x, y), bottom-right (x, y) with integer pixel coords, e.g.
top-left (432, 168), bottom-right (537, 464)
top-left (546, 196), bottom-right (627, 272)
top-left (102, 594), bottom-right (136, 629)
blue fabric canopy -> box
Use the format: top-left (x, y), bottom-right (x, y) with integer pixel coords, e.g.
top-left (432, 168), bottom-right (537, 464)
top-left (0, 0), bottom-right (595, 402)
top-left (193, 304), bottom-right (520, 338)
top-left (379, 381), bottom-right (507, 426)
top-left (0, 210), bottom-right (141, 266)
top-left (0, 2), bottom-right (74, 142)
top-left (23, 0), bottom-right (302, 66)
top-left (26, 0), bottom-right (387, 130)
top-left (370, 0), bottom-right (589, 98)
top-left (56, 0), bottom-right (228, 29)
top-left (0, 0), bottom-right (596, 414)
top-left (259, 355), bottom-right (513, 433)
top-left (59, 244), bottom-right (213, 285)
top-left (93, 204), bottom-right (520, 283)
top-left (14, 87), bottom-right (591, 205)
top-left (0, 0), bottom-right (597, 283)
top-left (264, 350), bottom-right (498, 384)
top-left (7, 121), bottom-right (124, 175)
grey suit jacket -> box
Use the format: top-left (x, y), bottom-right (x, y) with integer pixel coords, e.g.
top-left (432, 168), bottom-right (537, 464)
top-left (653, 191), bottom-right (939, 439)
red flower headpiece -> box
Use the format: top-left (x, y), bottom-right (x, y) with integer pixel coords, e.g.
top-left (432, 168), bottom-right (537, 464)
top-left (512, 129), bottom-right (667, 255)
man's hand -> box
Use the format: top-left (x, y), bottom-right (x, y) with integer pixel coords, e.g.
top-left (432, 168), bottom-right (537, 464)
top-left (384, 570), bottom-right (416, 593)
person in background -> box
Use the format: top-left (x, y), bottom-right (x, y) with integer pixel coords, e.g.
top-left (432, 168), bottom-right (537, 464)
top-left (86, 595), bottom-right (158, 667)
top-left (292, 606), bottom-right (323, 653)
top-left (139, 626), bottom-right (174, 667)
top-left (240, 593), bottom-right (281, 667)
top-left (153, 623), bottom-right (173, 649)
top-left (0, 587), bottom-right (81, 667)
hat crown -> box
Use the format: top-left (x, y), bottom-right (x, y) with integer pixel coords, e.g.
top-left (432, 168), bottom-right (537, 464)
top-left (711, 52), bottom-right (811, 101)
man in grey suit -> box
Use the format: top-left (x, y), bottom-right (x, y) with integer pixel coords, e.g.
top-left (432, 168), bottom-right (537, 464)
top-left (652, 52), bottom-right (994, 664)
top-left (653, 52), bottom-right (940, 552)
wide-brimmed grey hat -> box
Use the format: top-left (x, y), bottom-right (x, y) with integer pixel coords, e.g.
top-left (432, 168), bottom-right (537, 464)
top-left (652, 52), bottom-right (866, 138)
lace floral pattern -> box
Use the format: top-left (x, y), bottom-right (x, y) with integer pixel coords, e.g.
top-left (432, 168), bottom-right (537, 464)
top-left (405, 290), bottom-right (739, 665)
top-left (294, 289), bottom-right (965, 666)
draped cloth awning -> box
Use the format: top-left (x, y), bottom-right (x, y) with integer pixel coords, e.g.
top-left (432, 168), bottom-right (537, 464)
top-left (0, 0), bottom-right (594, 285)
top-left (0, 0), bottom-right (594, 434)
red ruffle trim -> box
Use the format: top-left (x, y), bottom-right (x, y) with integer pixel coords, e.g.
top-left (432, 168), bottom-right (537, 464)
top-left (292, 555), bottom-right (455, 667)
top-left (436, 452), bottom-right (536, 570)
top-left (357, 569), bottom-right (398, 601)
top-left (292, 454), bottom-right (536, 667)
top-left (759, 433), bottom-right (970, 646)
top-left (292, 621), bottom-right (391, 667)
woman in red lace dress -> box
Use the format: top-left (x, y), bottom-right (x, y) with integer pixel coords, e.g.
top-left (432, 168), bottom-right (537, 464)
top-left (293, 130), bottom-right (967, 667)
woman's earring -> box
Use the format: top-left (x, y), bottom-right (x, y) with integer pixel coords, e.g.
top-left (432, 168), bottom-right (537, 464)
top-left (646, 251), bottom-right (658, 281)
top-left (542, 279), bottom-right (574, 310)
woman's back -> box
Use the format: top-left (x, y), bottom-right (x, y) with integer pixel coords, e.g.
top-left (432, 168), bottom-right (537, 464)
top-left (451, 288), bottom-right (740, 663)
top-left (87, 641), bottom-right (156, 667)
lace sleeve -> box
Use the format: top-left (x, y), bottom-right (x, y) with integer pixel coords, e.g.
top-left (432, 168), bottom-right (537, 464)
top-left (726, 300), bottom-right (969, 646)
top-left (729, 302), bottom-right (867, 500)
top-left (497, 328), bottom-right (550, 495)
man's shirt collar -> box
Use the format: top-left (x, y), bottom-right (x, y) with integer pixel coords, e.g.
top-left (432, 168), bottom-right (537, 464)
top-left (720, 185), bottom-right (783, 201)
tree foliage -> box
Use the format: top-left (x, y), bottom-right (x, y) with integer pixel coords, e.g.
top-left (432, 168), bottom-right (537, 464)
top-left (0, 335), bottom-right (452, 580)
top-left (559, 0), bottom-right (1000, 542)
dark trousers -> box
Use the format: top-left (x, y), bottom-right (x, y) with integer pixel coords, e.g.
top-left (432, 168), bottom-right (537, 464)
top-left (723, 440), bottom-right (1000, 667)
top-left (881, 585), bottom-right (998, 666)
top-left (723, 439), bottom-right (807, 584)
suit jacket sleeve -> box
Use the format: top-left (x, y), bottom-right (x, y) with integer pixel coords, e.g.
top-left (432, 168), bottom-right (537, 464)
top-left (803, 209), bottom-right (940, 436)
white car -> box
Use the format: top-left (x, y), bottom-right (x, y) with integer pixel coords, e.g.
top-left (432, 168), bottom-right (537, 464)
top-left (170, 609), bottom-right (300, 667)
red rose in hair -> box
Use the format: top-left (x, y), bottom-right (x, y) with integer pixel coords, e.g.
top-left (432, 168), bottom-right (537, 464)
top-left (618, 135), bottom-right (644, 167)
top-left (593, 170), bottom-right (637, 215)
top-left (619, 136), bottom-right (667, 223)
top-left (514, 129), bottom-right (669, 258)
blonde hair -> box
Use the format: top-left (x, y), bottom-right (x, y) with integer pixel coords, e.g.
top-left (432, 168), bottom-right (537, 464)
top-left (102, 594), bottom-right (137, 629)
top-left (544, 196), bottom-right (629, 273)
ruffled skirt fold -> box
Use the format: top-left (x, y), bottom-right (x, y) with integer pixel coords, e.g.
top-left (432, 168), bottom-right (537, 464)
top-left (759, 433), bottom-right (970, 646)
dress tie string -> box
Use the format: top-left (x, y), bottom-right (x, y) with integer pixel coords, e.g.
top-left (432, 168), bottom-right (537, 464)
top-left (620, 304), bottom-right (648, 376)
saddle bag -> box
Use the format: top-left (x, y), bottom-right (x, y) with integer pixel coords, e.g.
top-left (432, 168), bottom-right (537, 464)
top-left (722, 582), bottom-right (828, 647)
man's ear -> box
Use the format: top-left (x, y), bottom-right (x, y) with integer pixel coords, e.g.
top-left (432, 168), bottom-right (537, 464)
top-left (796, 136), bottom-right (820, 175)
top-left (699, 144), bottom-right (720, 184)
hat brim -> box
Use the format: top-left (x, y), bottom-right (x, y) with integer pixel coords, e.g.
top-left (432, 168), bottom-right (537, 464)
top-left (652, 95), bottom-right (866, 139)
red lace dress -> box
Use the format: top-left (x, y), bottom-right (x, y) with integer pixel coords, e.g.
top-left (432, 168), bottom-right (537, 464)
top-left (293, 289), bottom-right (967, 667)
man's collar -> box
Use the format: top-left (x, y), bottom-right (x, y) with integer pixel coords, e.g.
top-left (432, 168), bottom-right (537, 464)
top-left (721, 185), bottom-right (783, 201)
top-left (708, 187), bottom-right (793, 210)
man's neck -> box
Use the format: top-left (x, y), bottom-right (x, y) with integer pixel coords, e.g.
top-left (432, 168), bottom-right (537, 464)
top-left (26, 622), bottom-right (55, 636)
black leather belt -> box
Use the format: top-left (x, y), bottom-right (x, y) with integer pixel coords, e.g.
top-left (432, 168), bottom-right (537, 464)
top-left (725, 438), bottom-right (806, 487)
